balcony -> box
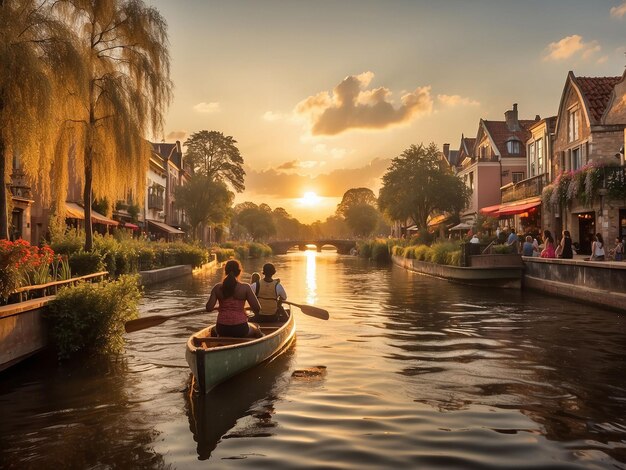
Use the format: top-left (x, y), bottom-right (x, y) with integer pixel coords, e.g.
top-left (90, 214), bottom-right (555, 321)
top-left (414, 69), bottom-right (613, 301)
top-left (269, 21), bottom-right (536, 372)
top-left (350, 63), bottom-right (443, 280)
top-left (501, 173), bottom-right (547, 203)
top-left (148, 193), bottom-right (164, 211)
top-left (9, 169), bottom-right (32, 199)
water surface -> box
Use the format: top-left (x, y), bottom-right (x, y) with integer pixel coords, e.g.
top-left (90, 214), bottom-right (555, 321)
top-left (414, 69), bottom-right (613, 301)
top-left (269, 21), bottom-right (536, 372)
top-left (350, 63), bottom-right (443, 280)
top-left (1, 251), bottom-right (625, 469)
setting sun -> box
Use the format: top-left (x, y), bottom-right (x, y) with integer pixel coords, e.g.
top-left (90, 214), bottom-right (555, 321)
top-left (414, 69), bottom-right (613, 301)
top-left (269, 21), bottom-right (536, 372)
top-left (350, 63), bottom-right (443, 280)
top-left (300, 191), bottom-right (321, 206)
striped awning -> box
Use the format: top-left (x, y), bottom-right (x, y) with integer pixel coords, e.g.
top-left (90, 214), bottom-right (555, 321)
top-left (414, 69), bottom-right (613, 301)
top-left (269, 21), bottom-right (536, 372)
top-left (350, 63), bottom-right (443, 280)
top-left (65, 202), bottom-right (119, 226)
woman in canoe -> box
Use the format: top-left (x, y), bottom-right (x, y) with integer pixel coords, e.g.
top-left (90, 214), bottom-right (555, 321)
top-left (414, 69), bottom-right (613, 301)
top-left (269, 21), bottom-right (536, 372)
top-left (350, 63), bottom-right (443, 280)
top-left (206, 260), bottom-right (263, 338)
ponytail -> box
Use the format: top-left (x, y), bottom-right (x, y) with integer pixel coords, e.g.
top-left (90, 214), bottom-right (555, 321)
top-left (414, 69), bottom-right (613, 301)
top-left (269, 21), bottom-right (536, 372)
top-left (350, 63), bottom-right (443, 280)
top-left (222, 260), bottom-right (242, 298)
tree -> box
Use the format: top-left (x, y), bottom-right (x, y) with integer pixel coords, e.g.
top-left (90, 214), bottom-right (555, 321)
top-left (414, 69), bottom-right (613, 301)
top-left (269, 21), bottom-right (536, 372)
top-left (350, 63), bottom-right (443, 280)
top-left (336, 187), bottom-right (381, 237)
top-left (272, 207), bottom-right (303, 240)
top-left (232, 202), bottom-right (275, 241)
top-left (60, 0), bottom-right (172, 251)
top-left (336, 187), bottom-right (378, 217)
top-left (378, 143), bottom-right (471, 231)
top-left (174, 175), bottom-right (233, 240)
top-left (0, 0), bottom-right (82, 239)
top-left (344, 204), bottom-right (380, 237)
top-left (184, 130), bottom-right (245, 192)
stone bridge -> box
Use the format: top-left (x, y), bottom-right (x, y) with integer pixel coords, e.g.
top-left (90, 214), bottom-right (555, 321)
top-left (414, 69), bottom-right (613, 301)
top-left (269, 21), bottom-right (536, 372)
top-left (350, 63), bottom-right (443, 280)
top-left (267, 239), bottom-right (357, 255)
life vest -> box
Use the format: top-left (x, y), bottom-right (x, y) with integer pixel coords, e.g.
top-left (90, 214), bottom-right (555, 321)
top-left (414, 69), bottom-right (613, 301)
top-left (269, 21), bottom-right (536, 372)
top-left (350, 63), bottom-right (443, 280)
top-left (258, 279), bottom-right (280, 315)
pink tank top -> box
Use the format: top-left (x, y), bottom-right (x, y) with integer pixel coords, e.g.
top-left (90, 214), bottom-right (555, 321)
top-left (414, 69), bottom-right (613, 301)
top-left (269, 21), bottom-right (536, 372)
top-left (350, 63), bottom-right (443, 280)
top-left (217, 297), bottom-right (248, 325)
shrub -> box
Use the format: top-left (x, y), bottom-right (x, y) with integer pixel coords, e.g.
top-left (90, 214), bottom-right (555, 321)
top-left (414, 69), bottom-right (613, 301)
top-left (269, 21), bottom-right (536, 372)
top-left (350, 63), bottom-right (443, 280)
top-left (428, 242), bottom-right (460, 265)
top-left (408, 231), bottom-right (434, 246)
top-left (370, 239), bottom-right (391, 262)
top-left (356, 240), bottom-right (372, 259)
top-left (392, 245), bottom-right (405, 257)
top-left (446, 249), bottom-right (462, 266)
top-left (213, 247), bottom-right (235, 262)
top-left (69, 251), bottom-right (105, 276)
top-left (413, 245), bottom-right (431, 261)
top-left (50, 228), bottom-right (84, 255)
top-left (47, 275), bottom-right (142, 360)
top-left (248, 242), bottom-right (272, 258)
top-left (493, 244), bottom-right (513, 254)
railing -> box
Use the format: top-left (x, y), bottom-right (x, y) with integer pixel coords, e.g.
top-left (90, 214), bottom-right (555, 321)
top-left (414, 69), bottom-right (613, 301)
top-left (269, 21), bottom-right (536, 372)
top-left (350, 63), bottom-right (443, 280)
top-left (9, 169), bottom-right (32, 199)
top-left (8, 271), bottom-right (109, 304)
top-left (501, 173), bottom-right (547, 203)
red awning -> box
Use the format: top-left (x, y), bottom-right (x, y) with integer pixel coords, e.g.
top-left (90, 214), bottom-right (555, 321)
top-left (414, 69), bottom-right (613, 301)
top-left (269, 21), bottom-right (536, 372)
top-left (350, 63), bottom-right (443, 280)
top-left (123, 222), bottom-right (139, 230)
top-left (479, 204), bottom-right (501, 215)
top-left (497, 200), bottom-right (541, 216)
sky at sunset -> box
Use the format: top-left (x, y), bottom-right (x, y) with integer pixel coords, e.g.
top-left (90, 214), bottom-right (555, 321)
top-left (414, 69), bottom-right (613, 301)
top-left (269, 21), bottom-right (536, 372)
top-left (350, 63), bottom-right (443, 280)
top-left (148, 0), bottom-right (626, 223)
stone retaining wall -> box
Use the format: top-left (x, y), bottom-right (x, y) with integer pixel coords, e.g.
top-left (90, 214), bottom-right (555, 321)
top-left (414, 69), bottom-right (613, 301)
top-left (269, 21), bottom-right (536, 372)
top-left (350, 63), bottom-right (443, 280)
top-left (523, 257), bottom-right (626, 312)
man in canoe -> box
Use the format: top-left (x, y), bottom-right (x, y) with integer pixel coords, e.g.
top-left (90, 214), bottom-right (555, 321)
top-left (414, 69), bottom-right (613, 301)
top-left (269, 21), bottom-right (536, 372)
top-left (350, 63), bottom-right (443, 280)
top-left (206, 260), bottom-right (263, 338)
top-left (250, 263), bottom-right (288, 323)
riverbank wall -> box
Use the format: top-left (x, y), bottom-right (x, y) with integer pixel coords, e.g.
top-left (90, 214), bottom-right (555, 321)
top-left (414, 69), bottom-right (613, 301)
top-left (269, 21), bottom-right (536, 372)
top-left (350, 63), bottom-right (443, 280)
top-left (522, 257), bottom-right (626, 312)
top-left (391, 255), bottom-right (523, 288)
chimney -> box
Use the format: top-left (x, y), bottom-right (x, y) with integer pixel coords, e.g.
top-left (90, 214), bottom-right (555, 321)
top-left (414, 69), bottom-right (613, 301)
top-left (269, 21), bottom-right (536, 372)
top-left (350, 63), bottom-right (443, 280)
top-left (505, 103), bottom-right (520, 131)
top-left (443, 143), bottom-right (450, 158)
top-left (535, 115), bottom-right (541, 121)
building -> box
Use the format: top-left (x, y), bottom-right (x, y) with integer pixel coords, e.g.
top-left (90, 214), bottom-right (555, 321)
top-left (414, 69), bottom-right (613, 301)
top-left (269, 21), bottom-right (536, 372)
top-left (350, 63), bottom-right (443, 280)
top-left (543, 70), bottom-right (626, 254)
top-left (143, 141), bottom-right (186, 241)
top-left (456, 104), bottom-right (536, 225)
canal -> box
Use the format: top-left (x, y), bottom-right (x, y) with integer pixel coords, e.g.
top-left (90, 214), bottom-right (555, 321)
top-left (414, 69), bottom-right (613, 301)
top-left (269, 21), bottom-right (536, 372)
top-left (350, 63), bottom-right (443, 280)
top-left (1, 250), bottom-right (625, 469)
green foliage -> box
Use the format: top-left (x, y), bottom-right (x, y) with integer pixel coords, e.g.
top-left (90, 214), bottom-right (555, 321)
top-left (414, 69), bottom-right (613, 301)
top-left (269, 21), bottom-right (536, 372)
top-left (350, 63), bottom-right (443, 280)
top-left (356, 239), bottom-right (391, 262)
top-left (69, 251), bottom-right (105, 276)
top-left (493, 244), bottom-right (512, 254)
top-left (51, 228), bottom-right (84, 255)
top-left (174, 174), bottom-right (234, 239)
top-left (408, 230), bottom-right (434, 246)
top-left (47, 275), bottom-right (142, 360)
top-left (232, 202), bottom-right (276, 241)
top-left (378, 143), bottom-right (471, 230)
top-left (428, 242), bottom-right (460, 264)
top-left (213, 247), bottom-right (236, 262)
top-left (184, 130), bottom-right (246, 192)
top-left (412, 245), bottom-right (431, 261)
top-left (248, 242), bottom-right (273, 258)
top-left (446, 250), bottom-right (462, 266)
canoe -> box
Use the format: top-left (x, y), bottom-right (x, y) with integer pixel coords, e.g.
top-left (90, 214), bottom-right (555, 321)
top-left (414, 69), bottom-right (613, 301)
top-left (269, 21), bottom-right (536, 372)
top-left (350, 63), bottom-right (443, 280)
top-left (185, 311), bottom-right (296, 394)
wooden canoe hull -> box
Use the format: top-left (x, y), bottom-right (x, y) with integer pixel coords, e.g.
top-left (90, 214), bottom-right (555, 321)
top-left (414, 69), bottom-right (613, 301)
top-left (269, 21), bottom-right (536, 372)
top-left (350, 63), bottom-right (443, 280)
top-left (185, 313), bottom-right (296, 394)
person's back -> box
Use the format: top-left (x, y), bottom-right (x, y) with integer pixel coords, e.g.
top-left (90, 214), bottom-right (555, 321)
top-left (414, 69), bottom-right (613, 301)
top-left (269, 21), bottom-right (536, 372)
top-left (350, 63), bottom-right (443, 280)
top-left (251, 263), bottom-right (287, 323)
top-left (206, 260), bottom-right (262, 337)
top-left (522, 236), bottom-right (534, 256)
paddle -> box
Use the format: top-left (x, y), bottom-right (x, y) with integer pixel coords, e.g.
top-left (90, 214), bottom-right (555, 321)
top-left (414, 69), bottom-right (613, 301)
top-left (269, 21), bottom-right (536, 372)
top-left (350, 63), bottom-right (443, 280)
top-left (282, 300), bottom-right (329, 320)
top-left (124, 307), bottom-right (207, 333)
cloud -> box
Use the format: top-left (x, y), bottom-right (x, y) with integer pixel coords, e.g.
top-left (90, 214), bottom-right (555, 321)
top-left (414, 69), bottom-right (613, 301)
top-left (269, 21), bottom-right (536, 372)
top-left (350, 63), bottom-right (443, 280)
top-left (294, 72), bottom-right (433, 136)
top-left (244, 157), bottom-right (391, 198)
top-left (276, 160), bottom-right (321, 170)
top-left (437, 94), bottom-right (480, 107)
top-left (312, 143), bottom-right (349, 160)
top-left (262, 111), bottom-right (287, 122)
top-left (165, 130), bottom-right (187, 141)
top-left (610, 1), bottom-right (626, 18)
top-left (597, 55), bottom-right (609, 64)
top-left (543, 35), bottom-right (601, 61)
top-left (193, 101), bottom-right (220, 113)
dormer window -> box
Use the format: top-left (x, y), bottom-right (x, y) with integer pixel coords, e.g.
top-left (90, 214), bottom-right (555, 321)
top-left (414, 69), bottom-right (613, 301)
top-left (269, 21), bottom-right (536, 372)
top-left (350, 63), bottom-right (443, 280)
top-left (507, 139), bottom-right (521, 154)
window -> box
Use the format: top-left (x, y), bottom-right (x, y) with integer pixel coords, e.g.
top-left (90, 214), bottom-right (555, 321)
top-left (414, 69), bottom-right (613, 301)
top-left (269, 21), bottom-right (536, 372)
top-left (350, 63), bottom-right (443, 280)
top-left (469, 172), bottom-right (474, 191)
top-left (480, 146), bottom-right (487, 159)
top-left (568, 107), bottom-right (579, 142)
top-left (507, 140), bottom-right (520, 154)
top-left (528, 142), bottom-right (536, 176)
top-left (571, 147), bottom-right (581, 170)
top-left (536, 138), bottom-right (544, 174)
top-left (512, 172), bottom-right (524, 183)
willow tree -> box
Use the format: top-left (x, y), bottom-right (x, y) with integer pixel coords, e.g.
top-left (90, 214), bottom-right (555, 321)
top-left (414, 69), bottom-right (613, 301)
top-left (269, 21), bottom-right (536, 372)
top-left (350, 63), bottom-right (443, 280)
top-left (59, 0), bottom-right (171, 250)
top-left (0, 0), bottom-right (82, 239)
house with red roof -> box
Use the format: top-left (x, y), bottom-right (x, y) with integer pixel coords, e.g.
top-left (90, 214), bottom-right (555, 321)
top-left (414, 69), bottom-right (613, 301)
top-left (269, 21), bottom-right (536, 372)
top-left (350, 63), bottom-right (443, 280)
top-left (543, 70), bottom-right (626, 254)
top-left (456, 104), bottom-right (536, 226)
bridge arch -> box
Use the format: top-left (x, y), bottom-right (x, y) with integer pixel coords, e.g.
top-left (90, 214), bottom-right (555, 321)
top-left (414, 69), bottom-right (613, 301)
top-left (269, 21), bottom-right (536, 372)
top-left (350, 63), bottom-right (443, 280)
top-left (267, 240), bottom-right (357, 255)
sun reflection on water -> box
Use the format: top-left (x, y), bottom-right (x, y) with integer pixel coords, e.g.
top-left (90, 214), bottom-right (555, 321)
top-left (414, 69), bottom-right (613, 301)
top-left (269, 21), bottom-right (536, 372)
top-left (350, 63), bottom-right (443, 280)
top-left (305, 249), bottom-right (317, 305)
